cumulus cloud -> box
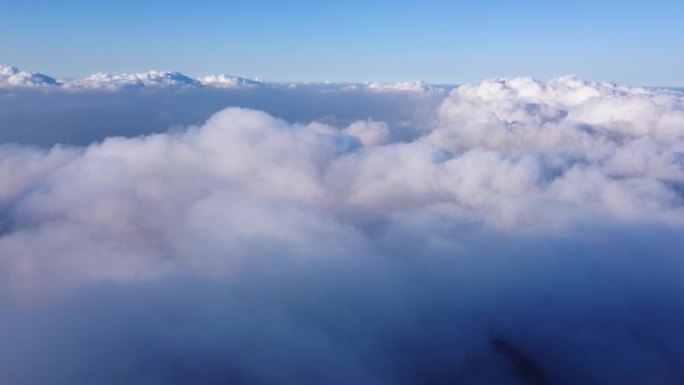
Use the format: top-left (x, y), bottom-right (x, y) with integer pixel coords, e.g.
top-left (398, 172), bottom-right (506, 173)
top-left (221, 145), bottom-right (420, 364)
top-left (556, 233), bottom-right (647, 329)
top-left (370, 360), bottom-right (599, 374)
top-left (1, 65), bottom-right (452, 93)
top-left (67, 71), bottom-right (263, 90)
top-left (0, 144), bottom-right (81, 203)
top-left (199, 74), bottom-right (263, 88)
top-left (420, 75), bottom-right (684, 226)
top-left (342, 119), bottom-right (390, 146)
top-left (1, 75), bottom-right (684, 384)
top-left (64, 70), bottom-right (202, 90)
top-left (0, 65), bottom-right (266, 91)
top-left (0, 65), bottom-right (60, 87)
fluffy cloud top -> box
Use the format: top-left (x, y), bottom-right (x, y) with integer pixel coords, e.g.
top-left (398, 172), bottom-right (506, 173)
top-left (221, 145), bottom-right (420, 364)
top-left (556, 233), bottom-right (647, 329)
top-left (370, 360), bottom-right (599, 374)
top-left (1, 75), bottom-right (684, 384)
top-left (0, 65), bottom-right (267, 91)
top-left (0, 65), bottom-right (60, 87)
top-left (1, 65), bottom-right (449, 92)
top-left (199, 74), bottom-right (263, 88)
top-left (64, 70), bottom-right (202, 90)
top-left (420, 75), bottom-right (684, 225)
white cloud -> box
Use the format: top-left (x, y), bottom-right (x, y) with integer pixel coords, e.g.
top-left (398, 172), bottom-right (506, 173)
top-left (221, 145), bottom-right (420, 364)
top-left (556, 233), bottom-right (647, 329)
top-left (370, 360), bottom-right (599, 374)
top-left (420, 75), bottom-right (684, 224)
top-left (0, 144), bottom-right (80, 202)
top-left (0, 66), bottom-right (263, 91)
top-left (198, 74), bottom-right (263, 88)
top-left (342, 120), bottom-right (390, 146)
top-left (64, 70), bottom-right (201, 90)
top-left (2, 81), bottom-right (683, 287)
top-left (1, 74), bottom-right (684, 384)
top-left (0, 65), bottom-right (60, 87)
top-left (365, 80), bottom-right (444, 93)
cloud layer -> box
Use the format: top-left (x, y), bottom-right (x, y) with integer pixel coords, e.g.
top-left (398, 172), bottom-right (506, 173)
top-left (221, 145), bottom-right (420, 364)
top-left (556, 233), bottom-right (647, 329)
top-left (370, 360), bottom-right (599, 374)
top-left (1, 65), bottom-right (446, 92)
top-left (1, 74), bottom-right (683, 384)
top-left (0, 65), bottom-right (263, 90)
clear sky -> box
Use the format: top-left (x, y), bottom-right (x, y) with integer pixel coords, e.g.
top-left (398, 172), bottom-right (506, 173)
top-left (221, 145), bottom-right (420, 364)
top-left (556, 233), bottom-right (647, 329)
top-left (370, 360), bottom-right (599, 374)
top-left (1, 0), bottom-right (683, 85)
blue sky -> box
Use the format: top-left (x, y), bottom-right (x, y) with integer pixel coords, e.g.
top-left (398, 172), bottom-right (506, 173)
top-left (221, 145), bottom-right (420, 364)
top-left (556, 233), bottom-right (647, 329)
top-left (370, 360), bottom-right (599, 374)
top-left (1, 0), bottom-right (683, 85)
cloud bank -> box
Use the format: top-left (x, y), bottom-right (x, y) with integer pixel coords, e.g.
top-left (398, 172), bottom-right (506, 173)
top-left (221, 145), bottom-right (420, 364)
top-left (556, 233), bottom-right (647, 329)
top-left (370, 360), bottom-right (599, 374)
top-left (65, 71), bottom-right (201, 90)
top-left (1, 73), bottom-right (683, 384)
top-left (1, 65), bottom-right (444, 92)
top-left (0, 67), bottom-right (447, 146)
top-left (0, 65), bottom-right (264, 91)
